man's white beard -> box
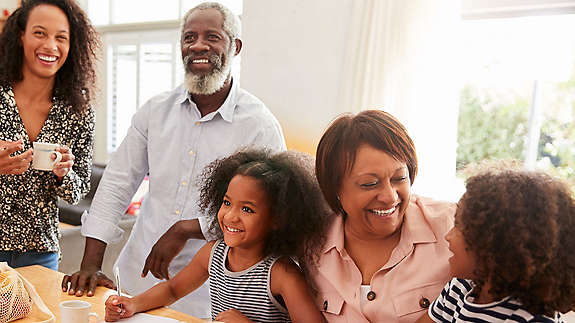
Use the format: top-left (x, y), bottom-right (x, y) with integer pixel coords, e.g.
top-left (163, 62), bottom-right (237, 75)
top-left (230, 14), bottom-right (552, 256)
top-left (183, 47), bottom-right (234, 95)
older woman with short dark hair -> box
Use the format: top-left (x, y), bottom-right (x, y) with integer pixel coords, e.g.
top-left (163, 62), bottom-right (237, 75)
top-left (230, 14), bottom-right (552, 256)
top-left (311, 110), bottom-right (455, 322)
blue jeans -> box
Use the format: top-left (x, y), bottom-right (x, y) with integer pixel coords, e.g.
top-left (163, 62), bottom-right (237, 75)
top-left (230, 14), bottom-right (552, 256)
top-left (0, 251), bottom-right (58, 270)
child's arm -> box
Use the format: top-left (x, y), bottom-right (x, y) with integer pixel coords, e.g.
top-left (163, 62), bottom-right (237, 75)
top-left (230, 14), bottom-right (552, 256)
top-left (105, 241), bottom-right (214, 321)
top-left (271, 258), bottom-right (326, 323)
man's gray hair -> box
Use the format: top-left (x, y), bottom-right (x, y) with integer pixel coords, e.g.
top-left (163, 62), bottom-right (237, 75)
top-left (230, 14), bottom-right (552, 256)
top-left (181, 2), bottom-right (241, 42)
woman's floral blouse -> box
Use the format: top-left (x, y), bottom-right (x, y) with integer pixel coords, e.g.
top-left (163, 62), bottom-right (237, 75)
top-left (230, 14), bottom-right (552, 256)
top-left (0, 85), bottom-right (95, 253)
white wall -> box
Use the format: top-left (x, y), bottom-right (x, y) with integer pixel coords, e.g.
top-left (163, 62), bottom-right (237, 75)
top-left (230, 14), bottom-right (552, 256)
top-left (75, 0), bottom-right (108, 164)
top-left (0, 0), bottom-right (17, 12)
top-left (241, 0), bottom-right (461, 200)
top-left (241, 0), bottom-right (354, 154)
top-left (462, 0), bottom-right (575, 18)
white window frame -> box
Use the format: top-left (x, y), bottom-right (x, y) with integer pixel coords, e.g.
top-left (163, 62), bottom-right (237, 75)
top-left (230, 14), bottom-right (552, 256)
top-left (459, 0), bottom-right (575, 168)
top-left (100, 25), bottom-right (181, 153)
top-left (462, 0), bottom-right (575, 19)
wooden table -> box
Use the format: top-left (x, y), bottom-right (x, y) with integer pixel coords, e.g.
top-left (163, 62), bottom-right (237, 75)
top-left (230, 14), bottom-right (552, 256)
top-left (13, 265), bottom-right (206, 323)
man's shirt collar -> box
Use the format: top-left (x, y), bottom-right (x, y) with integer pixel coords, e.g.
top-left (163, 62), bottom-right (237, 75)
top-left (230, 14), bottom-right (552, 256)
top-left (178, 78), bottom-right (238, 123)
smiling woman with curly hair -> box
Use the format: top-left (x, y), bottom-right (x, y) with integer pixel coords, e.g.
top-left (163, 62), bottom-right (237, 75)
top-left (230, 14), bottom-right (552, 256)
top-left (0, 0), bottom-right (100, 270)
top-left (0, 0), bottom-right (99, 113)
top-left (418, 167), bottom-right (575, 323)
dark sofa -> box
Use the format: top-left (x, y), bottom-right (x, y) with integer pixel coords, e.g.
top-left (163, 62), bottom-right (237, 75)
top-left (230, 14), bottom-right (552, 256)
top-left (58, 163), bottom-right (106, 226)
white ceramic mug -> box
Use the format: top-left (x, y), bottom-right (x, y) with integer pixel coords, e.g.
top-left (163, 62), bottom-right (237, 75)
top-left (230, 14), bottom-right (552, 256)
top-left (32, 142), bottom-right (62, 171)
top-left (59, 300), bottom-right (99, 323)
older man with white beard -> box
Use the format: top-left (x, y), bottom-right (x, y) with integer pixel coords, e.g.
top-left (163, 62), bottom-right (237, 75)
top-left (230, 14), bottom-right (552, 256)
top-left (61, 2), bottom-right (286, 318)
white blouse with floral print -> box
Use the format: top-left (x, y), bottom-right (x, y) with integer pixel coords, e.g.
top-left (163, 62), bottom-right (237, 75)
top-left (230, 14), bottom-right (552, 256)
top-left (0, 85), bottom-right (95, 253)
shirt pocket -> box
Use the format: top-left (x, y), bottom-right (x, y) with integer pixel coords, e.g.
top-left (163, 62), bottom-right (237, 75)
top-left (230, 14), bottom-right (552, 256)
top-left (392, 281), bottom-right (444, 322)
top-left (316, 291), bottom-right (346, 320)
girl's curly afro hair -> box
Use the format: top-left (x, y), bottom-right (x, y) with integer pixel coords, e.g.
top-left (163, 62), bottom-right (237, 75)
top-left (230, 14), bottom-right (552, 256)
top-left (459, 167), bottom-right (575, 316)
top-left (199, 149), bottom-right (329, 269)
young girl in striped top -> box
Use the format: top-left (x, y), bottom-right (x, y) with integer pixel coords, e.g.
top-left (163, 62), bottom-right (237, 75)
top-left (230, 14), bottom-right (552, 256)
top-left (104, 149), bottom-right (327, 323)
top-left (417, 166), bottom-right (575, 323)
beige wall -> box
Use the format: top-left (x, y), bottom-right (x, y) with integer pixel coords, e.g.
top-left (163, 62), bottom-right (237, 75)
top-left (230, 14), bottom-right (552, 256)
top-left (241, 0), bottom-right (354, 154)
top-left (0, 0), bottom-right (17, 10)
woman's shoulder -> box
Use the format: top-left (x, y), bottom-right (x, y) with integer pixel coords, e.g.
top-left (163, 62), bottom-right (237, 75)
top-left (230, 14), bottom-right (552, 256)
top-left (53, 97), bottom-right (95, 119)
top-left (0, 85), bottom-right (13, 106)
top-left (322, 213), bottom-right (345, 242)
top-left (410, 195), bottom-right (455, 231)
top-left (411, 195), bottom-right (456, 215)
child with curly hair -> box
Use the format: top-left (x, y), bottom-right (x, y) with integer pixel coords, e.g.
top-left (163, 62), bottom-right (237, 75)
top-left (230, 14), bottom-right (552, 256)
top-left (416, 167), bottom-right (575, 323)
top-left (104, 149), bottom-right (327, 323)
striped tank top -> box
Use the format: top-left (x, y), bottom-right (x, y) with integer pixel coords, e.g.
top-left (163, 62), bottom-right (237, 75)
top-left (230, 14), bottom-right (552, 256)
top-left (208, 240), bottom-right (292, 323)
top-left (429, 278), bottom-right (561, 322)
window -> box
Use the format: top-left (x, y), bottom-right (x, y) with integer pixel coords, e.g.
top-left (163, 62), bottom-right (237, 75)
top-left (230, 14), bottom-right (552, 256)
top-left (458, 2), bottom-right (575, 190)
top-left (86, 0), bottom-right (242, 153)
top-left (105, 30), bottom-right (182, 151)
top-left (88, 0), bottom-right (242, 25)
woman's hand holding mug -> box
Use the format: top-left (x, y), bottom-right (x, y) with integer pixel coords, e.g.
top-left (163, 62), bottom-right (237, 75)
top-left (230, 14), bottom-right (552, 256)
top-left (53, 145), bottom-right (74, 180)
top-left (0, 139), bottom-right (32, 175)
top-left (30, 142), bottom-right (74, 180)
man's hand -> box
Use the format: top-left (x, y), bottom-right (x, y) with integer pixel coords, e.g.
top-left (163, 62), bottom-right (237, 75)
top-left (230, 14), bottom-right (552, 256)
top-left (61, 237), bottom-right (111, 297)
top-left (61, 266), bottom-right (115, 297)
top-left (0, 139), bottom-right (32, 175)
top-left (141, 219), bottom-right (203, 280)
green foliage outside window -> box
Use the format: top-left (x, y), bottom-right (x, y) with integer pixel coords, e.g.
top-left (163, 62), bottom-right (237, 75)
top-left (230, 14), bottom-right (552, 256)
top-left (457, 83), bottom-right (575, 192)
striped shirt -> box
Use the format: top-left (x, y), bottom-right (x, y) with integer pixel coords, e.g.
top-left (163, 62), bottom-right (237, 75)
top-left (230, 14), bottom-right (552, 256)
top-left (429, 278), bottom-right (562, 323)
top-left (208, 240), bottom-right (291, 323)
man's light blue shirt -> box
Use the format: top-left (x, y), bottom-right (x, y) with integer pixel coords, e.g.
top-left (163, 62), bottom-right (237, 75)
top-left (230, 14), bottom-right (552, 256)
top-left (81, 80), bottom-right (286, 317)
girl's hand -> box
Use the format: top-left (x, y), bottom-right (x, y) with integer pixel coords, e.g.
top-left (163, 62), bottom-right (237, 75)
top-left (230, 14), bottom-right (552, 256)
top-left (0, 139), bottom-right (32, 175)
top-left (215, 309), bottom-right (255, 323)
top-left (105, 295), bottom-right (136, 322)
top-left (52, 145), bottom-right (74, 180)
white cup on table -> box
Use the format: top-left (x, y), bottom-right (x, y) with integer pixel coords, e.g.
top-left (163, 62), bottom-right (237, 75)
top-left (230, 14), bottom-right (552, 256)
top-left (59, 300), bottom-right (100, 323)
top-left (32, 142), bottom-right (62, 171)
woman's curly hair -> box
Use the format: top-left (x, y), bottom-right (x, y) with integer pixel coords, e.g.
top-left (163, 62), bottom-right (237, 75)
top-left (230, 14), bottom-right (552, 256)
top-left (0, 0), bottom-right (100, 113)
top-left (459, 167), bottom-right (575, 316)
top-left (199, 149), bottom-right (330, 269)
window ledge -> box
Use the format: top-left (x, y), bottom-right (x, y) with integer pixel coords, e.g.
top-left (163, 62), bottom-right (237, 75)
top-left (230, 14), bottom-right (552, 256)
top-left (96, 20), bottom-right (181, 33)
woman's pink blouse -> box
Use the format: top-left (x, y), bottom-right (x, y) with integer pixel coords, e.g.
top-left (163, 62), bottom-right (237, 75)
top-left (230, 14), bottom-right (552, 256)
top-left (311, 195), bottom-right (455, 323)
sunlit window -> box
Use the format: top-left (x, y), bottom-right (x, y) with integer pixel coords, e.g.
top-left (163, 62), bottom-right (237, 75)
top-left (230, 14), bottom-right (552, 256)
top-left (458, 14), bottom-right (575, 189)
top-left (88, 0), bottom-right (242, 25)
top-left (104, 30), bottom-right (182, 152)
top-left (181, 0), bottom-right (242, 18)
top-left (108, 45), bottom-right (137, 151)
